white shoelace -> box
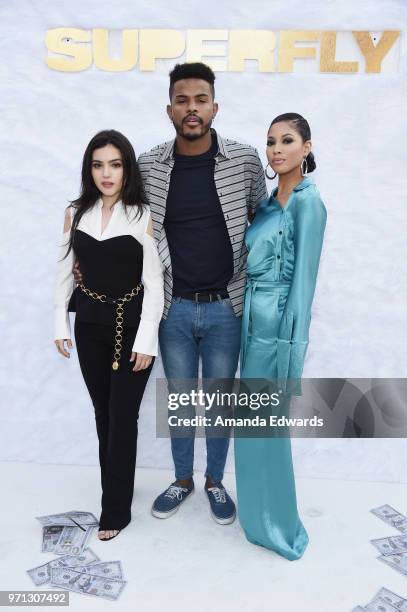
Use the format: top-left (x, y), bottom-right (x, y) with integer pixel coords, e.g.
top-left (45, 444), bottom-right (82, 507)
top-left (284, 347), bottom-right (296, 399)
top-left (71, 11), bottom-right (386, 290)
top-left (164, 485), bottom-right (188, 500)
top-left (208, 487), bottom-right (226, 503)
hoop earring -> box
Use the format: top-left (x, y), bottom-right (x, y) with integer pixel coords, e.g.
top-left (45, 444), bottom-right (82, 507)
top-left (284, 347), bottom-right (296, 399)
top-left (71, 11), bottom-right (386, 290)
top-left (265, 163), bottom-right (277, 180)
top-left (301, 157), bottom-right (308, 176)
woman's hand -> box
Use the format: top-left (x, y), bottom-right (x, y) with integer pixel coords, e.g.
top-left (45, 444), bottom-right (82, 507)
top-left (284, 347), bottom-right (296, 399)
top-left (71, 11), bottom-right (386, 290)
top-left (130, 352), bottom-right (152, 372)
top-left (55, 339), bottom-right (73, 358)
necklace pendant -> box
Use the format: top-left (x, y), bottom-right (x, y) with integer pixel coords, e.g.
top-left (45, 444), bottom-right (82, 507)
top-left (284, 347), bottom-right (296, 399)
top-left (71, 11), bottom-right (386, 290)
top-left (112, 361), bottom-right (119, 371)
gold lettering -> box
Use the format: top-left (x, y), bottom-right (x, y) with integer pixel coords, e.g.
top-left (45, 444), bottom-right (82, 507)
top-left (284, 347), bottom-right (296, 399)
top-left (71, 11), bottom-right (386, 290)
top-left (353, 31), bottom-right (400, 73)
top-left (186, 30), bottom-right (228, 71)
top-left (278, 30), bottom-right (320, 72)
top-left (45, 28), bottom-right (92, 72)
top-left (93, 29), bottom-right (138, 71)
top-left (320, 32), bottom-right (358, 73)
top-left (139, 30), bottom-right (185, 71)
top-left (229, 30), bottom-right (276, 72)
top-left (45, 28), bottom-right (401, 74)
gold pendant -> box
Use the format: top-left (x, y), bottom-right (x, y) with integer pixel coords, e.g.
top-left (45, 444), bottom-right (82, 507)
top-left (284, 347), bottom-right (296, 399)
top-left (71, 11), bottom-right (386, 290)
top-left (112, 361), bottom-right (119, 371)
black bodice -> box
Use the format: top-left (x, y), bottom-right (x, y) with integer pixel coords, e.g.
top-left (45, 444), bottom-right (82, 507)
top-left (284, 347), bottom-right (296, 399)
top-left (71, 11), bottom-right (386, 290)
top-left (68, 229), bottom-right (144, 327)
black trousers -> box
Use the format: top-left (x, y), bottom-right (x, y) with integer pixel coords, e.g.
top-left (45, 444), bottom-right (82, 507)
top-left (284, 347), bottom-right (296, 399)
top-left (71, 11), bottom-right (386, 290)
top-left (74, 319), bottom-right (154, 530)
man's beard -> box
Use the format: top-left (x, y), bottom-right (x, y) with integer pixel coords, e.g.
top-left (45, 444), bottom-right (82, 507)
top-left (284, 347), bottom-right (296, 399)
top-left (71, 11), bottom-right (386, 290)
top-left (173, 117), bottom-right (213, 141)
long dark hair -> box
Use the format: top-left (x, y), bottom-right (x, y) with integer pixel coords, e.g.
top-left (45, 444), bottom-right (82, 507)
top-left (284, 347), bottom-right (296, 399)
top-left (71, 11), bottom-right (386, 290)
top-left (269, 113), bottom-right (316, 172)
top-left (64, 129), bottom-right (145, 258)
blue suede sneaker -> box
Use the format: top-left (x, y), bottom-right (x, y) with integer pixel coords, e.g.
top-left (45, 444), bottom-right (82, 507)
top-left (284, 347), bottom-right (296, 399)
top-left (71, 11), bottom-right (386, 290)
top-left (151, 480), bottom-right (194, 518)
top-left (205, 483), bottom-right (236, 525)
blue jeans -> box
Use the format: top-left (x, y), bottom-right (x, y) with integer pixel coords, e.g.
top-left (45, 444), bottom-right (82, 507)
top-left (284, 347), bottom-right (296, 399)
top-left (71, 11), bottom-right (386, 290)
top-left (159, 297), bottom-right (241, 483)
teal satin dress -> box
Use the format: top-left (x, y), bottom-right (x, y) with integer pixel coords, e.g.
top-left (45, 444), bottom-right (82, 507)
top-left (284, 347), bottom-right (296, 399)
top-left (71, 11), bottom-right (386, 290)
top-left (235, 176), bottom-right (327, 560)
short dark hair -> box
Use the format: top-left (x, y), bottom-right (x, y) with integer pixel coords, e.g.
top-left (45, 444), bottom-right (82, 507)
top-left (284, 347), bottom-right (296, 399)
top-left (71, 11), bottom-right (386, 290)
top-left (270, 112), bottom-right (316, 173)
top-left (169, 62), bottom-right (216, 100)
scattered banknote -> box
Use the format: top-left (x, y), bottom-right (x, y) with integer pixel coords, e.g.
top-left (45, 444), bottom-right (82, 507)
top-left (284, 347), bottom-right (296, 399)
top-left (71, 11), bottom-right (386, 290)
top-left (41, 526), bottom-right (64, 553)
top-left (50, 567), bottom-right (126, 600)
top-left (378, 552), bottom-right (407, 577)
top-left (356, 507), bottom-right (407, 612)
top-left (36, 511), bottom-right (98, 528)
top-left (54, 525), bottom-right (94, 556)
top-left (371, 535), bottom-right (407, 556)
top-left (373, 587), bottom-right (407, 611)
top-left (81, 561), bottom-right (123, 580)
top-left (365, 597), bottom-right (399, 611)
top-left (370, 506), bottom-right (407, 534)
top-left (27, 548), bottom-right (99, 585)
top-left (352, 592), bottom-right (407, 612)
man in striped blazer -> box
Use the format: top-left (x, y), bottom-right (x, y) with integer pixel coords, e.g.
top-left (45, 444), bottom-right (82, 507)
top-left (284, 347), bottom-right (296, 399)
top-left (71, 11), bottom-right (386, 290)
top-left (142, 62), bottom-right (267, 525)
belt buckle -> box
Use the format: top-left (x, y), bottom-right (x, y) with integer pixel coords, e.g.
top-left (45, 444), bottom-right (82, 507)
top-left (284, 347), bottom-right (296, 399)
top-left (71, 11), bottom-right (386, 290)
top-left (194, 292), bottom-right (216, 302)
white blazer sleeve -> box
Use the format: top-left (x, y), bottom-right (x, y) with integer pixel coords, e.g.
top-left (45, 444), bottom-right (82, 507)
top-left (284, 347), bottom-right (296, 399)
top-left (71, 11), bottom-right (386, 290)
top-left (132, 208), bottom-right (165, 356)
top-left (54, 207), bottom-right (75, 340)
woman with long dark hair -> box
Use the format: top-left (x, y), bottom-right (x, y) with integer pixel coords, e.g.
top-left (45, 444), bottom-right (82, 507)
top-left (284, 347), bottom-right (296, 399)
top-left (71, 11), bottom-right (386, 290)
top-left (235, 113), bottom-right (327, 559)
top-left (54, 130), bottom-right (164, 540)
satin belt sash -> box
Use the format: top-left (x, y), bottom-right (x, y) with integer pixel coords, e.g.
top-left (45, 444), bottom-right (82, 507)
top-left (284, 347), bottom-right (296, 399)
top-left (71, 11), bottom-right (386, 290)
top-left (241, 279), bottom-right (291, 371)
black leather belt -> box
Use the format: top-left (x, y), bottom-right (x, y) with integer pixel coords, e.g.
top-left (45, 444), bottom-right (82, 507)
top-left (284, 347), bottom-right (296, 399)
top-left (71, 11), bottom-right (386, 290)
top-left (175, 291), bottom-right (229, 303)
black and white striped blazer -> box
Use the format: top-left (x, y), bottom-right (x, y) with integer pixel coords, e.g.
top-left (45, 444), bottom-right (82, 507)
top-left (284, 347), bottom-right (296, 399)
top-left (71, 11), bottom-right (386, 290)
top-left (137, 130), bottom-right (267, 318)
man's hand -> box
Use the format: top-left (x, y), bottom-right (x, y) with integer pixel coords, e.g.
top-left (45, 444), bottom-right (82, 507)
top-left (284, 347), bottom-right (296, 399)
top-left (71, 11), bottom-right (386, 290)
top-left (130, 352), bottom-right (153, 372)
top-left (55, 339), bottom-right (73, 358)
top-left (73, 260), bottom-right (83, 284)
top-left (248, 209), bottom-right (256, 223)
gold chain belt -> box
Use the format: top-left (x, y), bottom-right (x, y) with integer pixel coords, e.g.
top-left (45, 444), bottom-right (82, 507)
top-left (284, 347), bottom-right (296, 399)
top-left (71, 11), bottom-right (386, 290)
top-left (79, 282), bottom-right (143, 371)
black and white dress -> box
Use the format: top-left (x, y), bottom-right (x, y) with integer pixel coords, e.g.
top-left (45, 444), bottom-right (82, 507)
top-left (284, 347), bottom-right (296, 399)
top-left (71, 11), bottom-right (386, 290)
top-left (54, 199), bottom-right (164, 530)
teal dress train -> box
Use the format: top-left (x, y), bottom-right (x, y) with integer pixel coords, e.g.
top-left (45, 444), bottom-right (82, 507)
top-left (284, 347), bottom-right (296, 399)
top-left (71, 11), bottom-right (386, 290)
top-left (235, 176), bottom-right (327, 560)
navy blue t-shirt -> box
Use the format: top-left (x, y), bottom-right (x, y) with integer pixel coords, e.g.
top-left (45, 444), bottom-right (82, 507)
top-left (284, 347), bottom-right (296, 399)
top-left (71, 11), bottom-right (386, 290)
top-left (164, 134), bottom-right (234, 295)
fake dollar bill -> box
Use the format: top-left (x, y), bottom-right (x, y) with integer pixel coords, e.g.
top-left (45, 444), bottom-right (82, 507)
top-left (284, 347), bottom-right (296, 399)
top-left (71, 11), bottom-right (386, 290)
top-left (370, 505), bottom-right (407, 534)
top-left (372, 588), bottom-right (407, 611)
top-left (54, 525), bottom-right (94, 556)
top-left (36, 511), bottom-right (98, 528)
top-left (50, 567), bottom-right (126, 600)
top-left (378, 552), bottom-right (407, 576)
top-left (41, 526), bottom-right (64, 553)
top-left (371, 535), bottom-right (407, 556)
top-left (27, 548), bottom-right (99, 585)
top-left (81, 561), bottom-right (123, 580)
top-left (365, 596), bottom-right (400, 611)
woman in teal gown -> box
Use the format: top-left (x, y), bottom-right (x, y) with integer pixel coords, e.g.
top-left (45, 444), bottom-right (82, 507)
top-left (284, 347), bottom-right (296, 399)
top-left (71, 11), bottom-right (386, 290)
top-left (235, 113), bottom-right (327, 560)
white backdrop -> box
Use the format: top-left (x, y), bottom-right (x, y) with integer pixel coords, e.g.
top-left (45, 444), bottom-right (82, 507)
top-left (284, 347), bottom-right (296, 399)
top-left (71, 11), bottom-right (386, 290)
top-left (1, 0), bottom-right (406, 482)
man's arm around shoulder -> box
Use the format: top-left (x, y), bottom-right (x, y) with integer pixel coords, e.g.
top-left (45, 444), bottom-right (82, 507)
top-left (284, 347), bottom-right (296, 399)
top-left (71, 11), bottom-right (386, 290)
top-left (247, 146), bottom-right (267, 222)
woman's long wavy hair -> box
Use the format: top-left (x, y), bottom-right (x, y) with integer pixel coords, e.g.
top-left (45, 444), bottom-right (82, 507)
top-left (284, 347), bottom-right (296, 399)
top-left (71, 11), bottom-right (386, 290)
top-left (64, 129), bottom-right (145, 258)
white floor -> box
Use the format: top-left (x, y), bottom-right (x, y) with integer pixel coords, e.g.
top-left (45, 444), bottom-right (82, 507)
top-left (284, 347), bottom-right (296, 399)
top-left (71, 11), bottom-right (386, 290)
top-left (1, 462), bottom-right (407, 612)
